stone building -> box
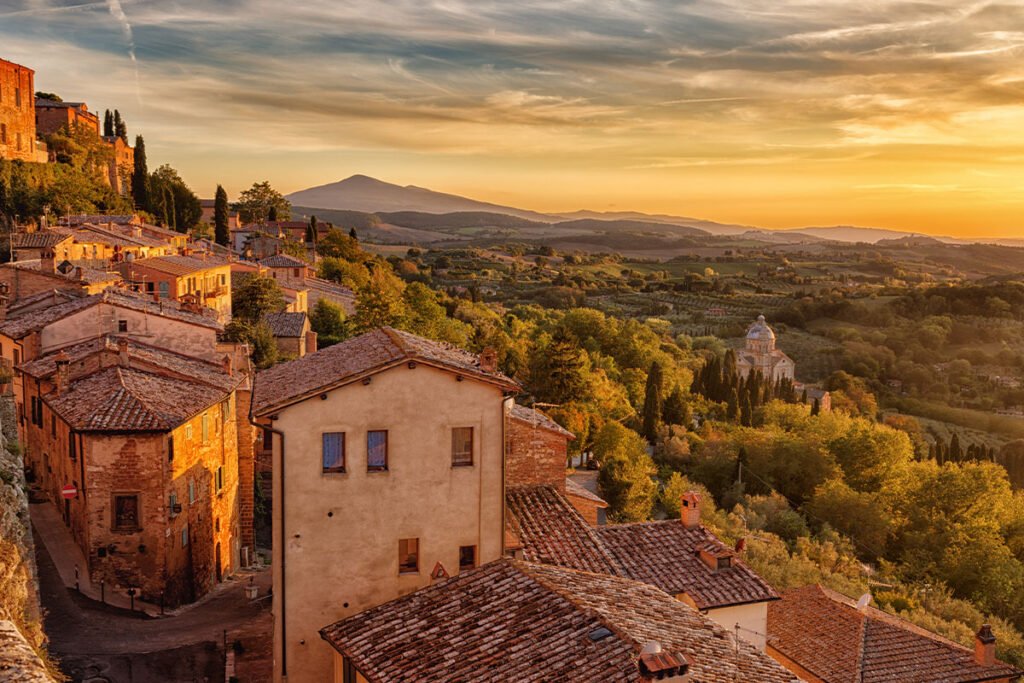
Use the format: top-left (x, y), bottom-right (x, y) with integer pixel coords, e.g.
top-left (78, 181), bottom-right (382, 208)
top-left (119, 254), bottom-right (232, 322)
top-left (251, 327), bottom-right (518, 682)
top-left (0, 58), bottom-right (36, 162)
top-left (263, 311), bottom-right (316, 358)
top-left (199, 199), bottom-right (240, 231)
top-left (258, 253), bottom-right (356, 314)
top-left (736, 315), bottom-right (795, 382)
top-left (34, 98), bottom-right (100, 136)
top-left (102, 135), bottom-right (134, 195)
top-left (18, 336), bottom-right (244, 606)
top-left (0, 258), bottom-right (121, 302)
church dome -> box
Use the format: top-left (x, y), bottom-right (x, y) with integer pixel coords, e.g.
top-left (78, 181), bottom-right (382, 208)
top-left (746, 314), bottom-right (776, 341)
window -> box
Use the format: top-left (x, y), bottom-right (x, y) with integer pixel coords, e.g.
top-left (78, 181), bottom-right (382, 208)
top-left (215, 466), bottom-right (224, 492)
top-left (322, 432), bottom-right (345, 473)
top-left (50, 412), bottom-right (56, 438)
top-left (167, 436), bottom-right (174, 462)
top-left (398, 538), bottom-right (418, 574)
top-left (169, 492), bottom-right (179, 515)
top-left (188, 479), bottom-right (196, 504)
top-left (718, 555), bottom-right (733, 570)
top-left (221, 397), bottom-right (231, 423)
top-left (0, 123), bottom-right (6, 144)
top-left (69, 435), bottom-right (76, 462)
top-left (15, 133), bottom-right (21, 151)
top-left (459, 545), bottom-right (476, 571)
top-left (12, 348), bottom-right (19, 365)
top-left (367, 430), bottom-right (388, 471)
top-left (185, 424), bottom-right (193, 441)
top-left (201, 413), bottom-right (209, 443)
top-left (293, 268), bottom-right (300, 277)
top-left (118, 320), bottom-right (128, 333)
top-left (14, 87), bottom-right (20, 107)
top-left (113, 494), bottom-right (140, 531)
top-left (181, 524), bottom-right (189, 548)
top-left (451, 427), bottom-right (473, 466)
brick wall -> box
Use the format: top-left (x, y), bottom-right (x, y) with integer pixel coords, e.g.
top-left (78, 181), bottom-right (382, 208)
top-left (505, 416), bottom-right (568, 493)
top-left (0, 60), bottom-right (35, 162)
top-left (235, 387), bottom-right (256, 551)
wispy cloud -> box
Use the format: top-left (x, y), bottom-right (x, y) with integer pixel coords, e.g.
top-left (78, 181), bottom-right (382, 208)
top-left (1, 0), bottom-right (1023, 235)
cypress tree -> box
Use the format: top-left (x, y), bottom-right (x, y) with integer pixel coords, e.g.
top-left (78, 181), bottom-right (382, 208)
top-left (306, 215), bottom-right (318, 243)
top-left (727, 388), bottom-right (739, 421)
top-left (113, 109), bottom-right (124, 139)
top-left (131, 135), bottom-right (149, 209)
top-left (740, 394), bottom-right (753, 427)
top-left (268, 205), bottom-right (278, 222)
top-left (949, 433), bottom-right (962, 462)
top-left (349, 227), bottom-right (358, 241)
top-left (663, 385), bottom-right (688, 426)
top-left (810, 398), bottom-right (820, 416)
top-left (103, 109), bottom-right (114, 137)
top-left (641, 361), bottom-right (664, 443)
top-left (214, 184), bottom-right (230, 246)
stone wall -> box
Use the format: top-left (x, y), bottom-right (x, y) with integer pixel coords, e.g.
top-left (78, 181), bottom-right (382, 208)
top-left (505, 416), bottom-right (568, 493)
top-left (0, 392), bottom-right (49, 675)
top-left (0, 59), bottom-right (36, 162)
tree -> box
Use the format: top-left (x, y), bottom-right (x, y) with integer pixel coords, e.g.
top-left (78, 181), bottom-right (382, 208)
top-left (594, 422), bottom-right (657, 522)
top-left (268, 205), bottom-right (278, 222)
top-left (103, 109), bottom-right (114, 137)
top-left (35, 91), bottom-right (61, 102)
top-left (353, 268), bottom-right (408, 332)
top-left (309, 298), bottom-right (351, 348)
top-left (529, 330), bottom-right (591, 405)
top-left (132, 135), bottom-right (149, 209)
top-left (213, 184), bottom-right (230, 246)
top-left (306, 215), bottom-right (318, 244)
top-left (248, 321), bottom-right (279, 369)
top-left (234, 181), bottom-right (291, 224)
top-left (149, 165), bottom-right (201, 232)
top-left (232, 274), bottom-right (286, 323)
top-left (317, 229), bottom-right (362, 261)
top-left (641, 361), bottom-right (664, 442)
top-left (810, 398), bottom-right (820, 416)
top-left (662, 385), bottom-right (690, 427)
top-left (349, 227), bottom-right (358, 241)
top-left (113, 109), bottom-right (127, 140)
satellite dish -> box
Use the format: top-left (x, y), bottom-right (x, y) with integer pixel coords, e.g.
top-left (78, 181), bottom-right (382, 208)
top-left (856, 593), bottom-right (872, 611)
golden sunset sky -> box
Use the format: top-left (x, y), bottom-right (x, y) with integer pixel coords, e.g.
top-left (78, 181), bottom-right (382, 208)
top-left (2, 1), bottom-right (1023, 236)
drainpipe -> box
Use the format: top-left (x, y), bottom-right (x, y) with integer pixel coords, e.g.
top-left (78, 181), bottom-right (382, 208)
top-left (500, 394), bottom-right (513, 556)
top-left (262, 421), bottom-right (286, 679)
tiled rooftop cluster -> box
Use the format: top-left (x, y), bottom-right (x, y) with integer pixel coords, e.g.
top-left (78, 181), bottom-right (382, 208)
top-left (321, 559), bottom-right (800, 683)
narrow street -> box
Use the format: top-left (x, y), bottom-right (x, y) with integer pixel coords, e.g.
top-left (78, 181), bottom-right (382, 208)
top-left (36, 531), bottom-right (272, 682)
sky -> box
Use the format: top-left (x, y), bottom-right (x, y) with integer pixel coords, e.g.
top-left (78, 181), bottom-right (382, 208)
top-left (1, 0), bottom-right (1023, 236)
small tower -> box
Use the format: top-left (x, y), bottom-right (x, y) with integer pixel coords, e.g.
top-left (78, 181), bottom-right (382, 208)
top-left (680, 492), bottom-right (701, 529)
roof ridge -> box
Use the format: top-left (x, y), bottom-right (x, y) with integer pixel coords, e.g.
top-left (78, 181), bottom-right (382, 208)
top-left (379, 326), bottom-right (411, 356)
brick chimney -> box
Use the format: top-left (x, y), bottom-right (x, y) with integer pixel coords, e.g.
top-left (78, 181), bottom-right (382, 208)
top-left (638, 642), bottom-right (690, 681)
top-left (41, 248), bottom-right (56, 274)
top-left (680, 492), bottom-right (701, 529)
top-left (975, 624), bottom-right (996, 667)
top-left (54, 351), bottom-right (71, 395)
top-left (117, 338), bottom-right (129, 367)
top-left (222, 354), bottom-right (233, 376)
top-left (479, 347), bottom-right (498, 373)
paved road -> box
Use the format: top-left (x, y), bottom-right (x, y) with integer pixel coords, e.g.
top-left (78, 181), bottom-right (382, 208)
top-left (36, 531), bottom-right (272, 681)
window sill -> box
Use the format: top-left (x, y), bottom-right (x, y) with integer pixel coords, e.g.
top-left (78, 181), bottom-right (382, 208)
top-left (398, 569), bottom-right (419, 575)
top-left (322, 468), bottom-right (347, 475)
top-left (451, 462), bottom-right (474, 468)
top-left (367, 467), bottom-right (389, 473)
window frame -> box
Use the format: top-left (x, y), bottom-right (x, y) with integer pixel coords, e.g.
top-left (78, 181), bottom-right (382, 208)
top-left (112, 493), bottom-right (141, 532)
top-left (322, 432), bottom-right (346, 474)
top-left (367, 430), bottom-right (389, 472)
top-left (398, 538), bottom-right (419, 574)
top-left (451, 427), bottom-right (474, 467)
top-left (459, 545), bottom-right (476, 571)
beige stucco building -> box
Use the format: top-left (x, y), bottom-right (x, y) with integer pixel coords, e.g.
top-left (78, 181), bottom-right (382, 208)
top-left (736, 315), bottom-right (795, 382)
top-left (251, 328), bottom-right (518, 682)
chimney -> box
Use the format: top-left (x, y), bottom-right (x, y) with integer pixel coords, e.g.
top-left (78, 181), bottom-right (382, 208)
top-left (479, 347), bottom-right (498, 373)
top-left (680, 491), bottom-right (700, 529)
top-left (54, 351), bottom-right (71, 395)
top-left (222, 354), bottom-right (233, 376)
top-left (74, 266), bottom-right (83, 281)
top-left (975, 624), bottom-right (996, 667)
top-left (41, 248), bottom-right (56, 274)
top-left (117, 338), bottom-right (129, 367)
top-left (637, 642), bottom-right (690, 681)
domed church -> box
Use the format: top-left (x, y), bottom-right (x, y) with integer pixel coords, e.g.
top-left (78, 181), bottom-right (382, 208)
top-left (736, 315), bottom-right (795, 382)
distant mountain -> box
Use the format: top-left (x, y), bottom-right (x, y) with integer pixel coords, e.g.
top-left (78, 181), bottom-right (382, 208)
top-left (551, 218), bottom-right (708, 237)
top-left (286, 175), bottom-right (555, 222)
top-left (555, 209), bottom-right (753, 236)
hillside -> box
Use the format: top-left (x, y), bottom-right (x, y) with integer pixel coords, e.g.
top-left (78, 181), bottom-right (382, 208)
top-left (285, 175), bottom-right (555, 221)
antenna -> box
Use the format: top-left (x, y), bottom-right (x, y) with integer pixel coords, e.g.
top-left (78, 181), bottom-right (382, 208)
top-left (856, 593), bottom-right (872, 611)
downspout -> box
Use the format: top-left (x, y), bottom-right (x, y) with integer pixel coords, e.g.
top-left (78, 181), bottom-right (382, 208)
top-left (258, 414), bottom-right (287, 679)
top-left (500, 394), bottom-right (513, 556)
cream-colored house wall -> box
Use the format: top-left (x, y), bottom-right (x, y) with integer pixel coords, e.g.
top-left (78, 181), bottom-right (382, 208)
top-left (706, 602), bottom-right (769, 651)
top-left (269, 363), bottom-right (509, 683)
top-left (38, 303), bottom-right (219, 358)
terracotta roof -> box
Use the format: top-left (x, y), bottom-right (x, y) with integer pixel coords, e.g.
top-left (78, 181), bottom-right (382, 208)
top-left (320, 559), bottom-right (798, 683)
top-left (258, 253), bottom-right (307, 268)
top-left (0, 288), bottom-right (221, 339)
top-left (19, 336), bottom-right (239, 392)
top-left (508, 402), bottom-right (574, 438)
top-left (264, 311), bottom-right (307, 338)
top-left (303, 277), bottom-right (356, 313)
top-left (506, 485), bottom-right (620, 574)
top-left (125, 254), bottom-right (228, 276)
top-left (2, 260), bottom-right (120, 286)
top-left (768, 585), bottom-right (1022, 683)
top-left (77, 223), bottom-right (169, 249)
top-left (507, 484), bottom-right (776, 610)
top-left (61, 215), bottom-right (136, 226)
top-left (44, 365), bottom-right (229, 432)
top-left (565, 476), bottom-right (608, 506)
top-left (597, 520), bottom-right (778, 609)
top-left (252, 327), bottom-right (518, 415)
top-left (11, 232), bottom-right (71, 249)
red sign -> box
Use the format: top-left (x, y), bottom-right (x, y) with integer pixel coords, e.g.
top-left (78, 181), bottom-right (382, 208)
top-left (61, 484), bottom-right (77, 500)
